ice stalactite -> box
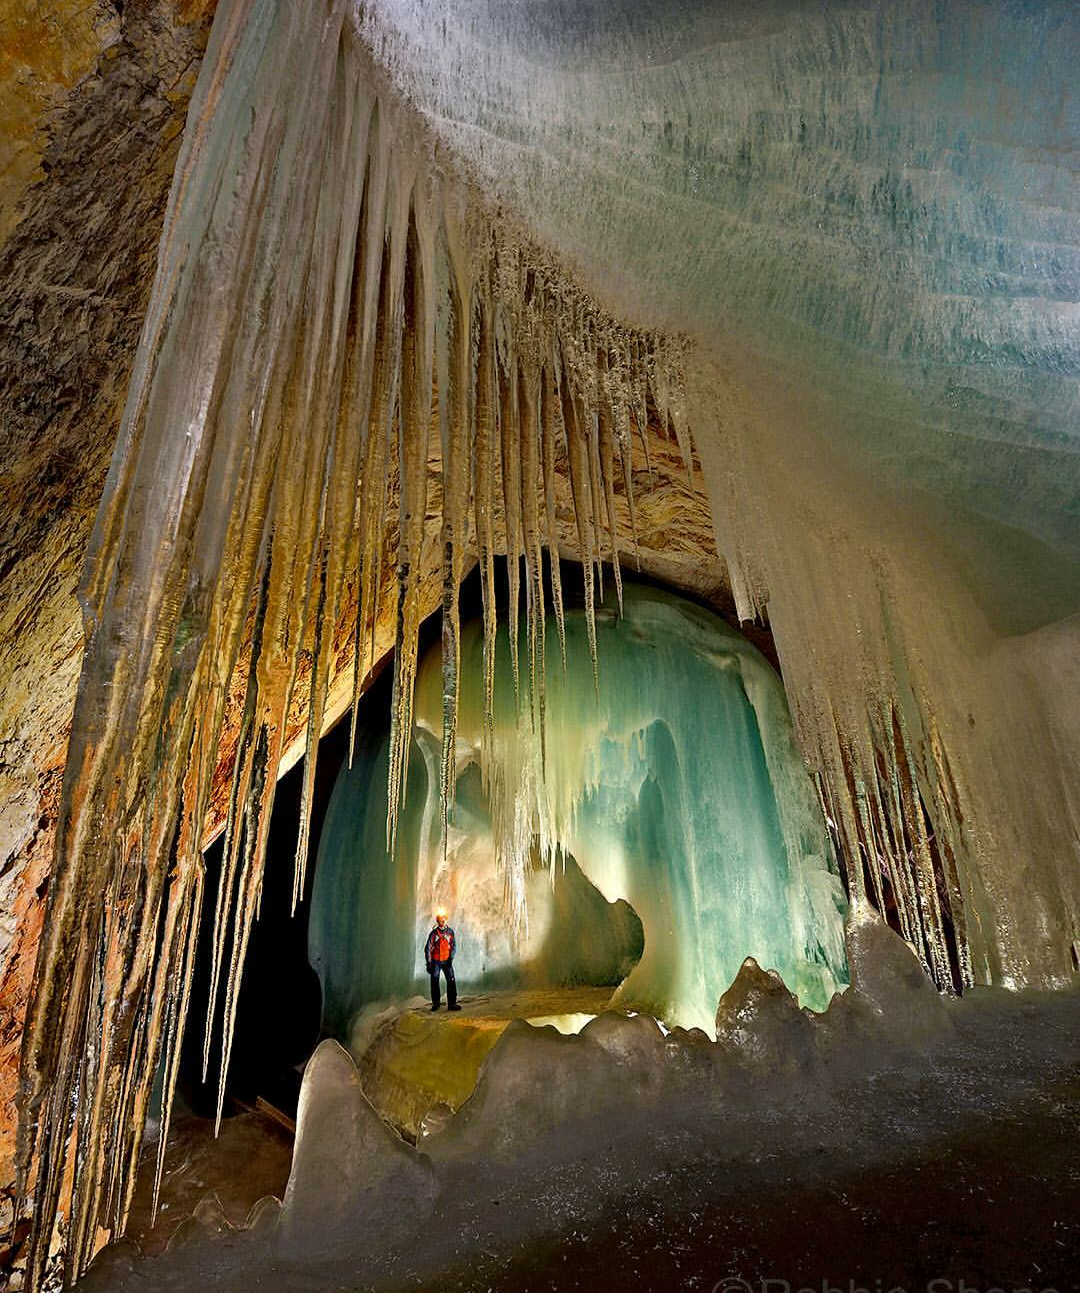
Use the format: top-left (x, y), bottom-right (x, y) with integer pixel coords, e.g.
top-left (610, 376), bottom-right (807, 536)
top-left (18, 0), bottom-right (1079, 1285)
top-left (411, 584), bottom-right (849, 1030)
top-left (355, 0), bottom-right (1080, 992)
top-left (14, 0), bottom-right (689, 1285)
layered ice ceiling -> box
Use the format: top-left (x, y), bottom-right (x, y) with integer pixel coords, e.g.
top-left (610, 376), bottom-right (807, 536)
top-left (14, 0), bottom-right (1079, 1285)
top-left (311, 584), bottom-right (847, 1038)
top-left (359, 0), bottom-right (1080, 627)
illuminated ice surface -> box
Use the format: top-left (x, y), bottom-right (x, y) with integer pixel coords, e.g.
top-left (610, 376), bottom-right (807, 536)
top-left (311, 584), bottom-right (848, 1038)
top-left (350, 0), bottom-right (1080, 996)
top-left (358, 0), bottom-right (1080, 600)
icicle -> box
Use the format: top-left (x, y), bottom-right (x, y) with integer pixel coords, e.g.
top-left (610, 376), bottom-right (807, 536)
top-left (282, 43), bottom-right (373, 910)
top-left (436, 204), bottom-right (473, 850)
top-left (202, 537), bottom-right (273, 1083)
top-left (386, 193), bottom-right (435, 851)
top-left (597, 345), bottom-right (623, 615)
top-left (474, 291), bottom-right (499, 747)
top-left (150, 859), bottom-right (204, 1225)
top-left (662, 337), bottom-right (696, 489)
top-left (350, 226), bottom-right (396, 761)
top-left (630, 334), bottom-right (654, 487)
top-left (584, 363), bottom-right (609, 607)
top-left (496, 303), bottom-right (523, 703)
top-left (14, 3), bottom-right (711, 1283)
top-left (606, 337), bottom-right (641, 573)
top-left (346, 103), bottom-right (392, 768)
top-left (541, 361), bottom-right (568, 669)
top-left (18, 2), bottom-right (351, 1282)
top-left (557, 350), bottom-right (600, 696)
top-left (518, 363), bottom-right (546, 743)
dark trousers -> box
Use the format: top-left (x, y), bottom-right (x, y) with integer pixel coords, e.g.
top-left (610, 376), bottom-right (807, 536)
top-left (429, 961), bottom-right (456, 1008)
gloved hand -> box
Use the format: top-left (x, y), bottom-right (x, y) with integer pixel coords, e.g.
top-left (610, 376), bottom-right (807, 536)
top-left (426, 961), bottom-right (434, 975)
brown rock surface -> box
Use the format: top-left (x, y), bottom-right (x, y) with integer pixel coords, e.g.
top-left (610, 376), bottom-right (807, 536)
top-left (0, 1), bottom-right (118, 243)
top-left (0, 0), bottom-right (212, 1186)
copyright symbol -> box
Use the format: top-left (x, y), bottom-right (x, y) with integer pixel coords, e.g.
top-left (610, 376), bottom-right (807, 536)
top-left (713, 1280), bottom-right (754, 1293)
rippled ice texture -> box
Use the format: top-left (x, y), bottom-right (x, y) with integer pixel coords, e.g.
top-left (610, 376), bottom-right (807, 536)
top-left (355, 0), bottom-right (1080, 990)
top-left (359, 0), bottom-right (1080, 617)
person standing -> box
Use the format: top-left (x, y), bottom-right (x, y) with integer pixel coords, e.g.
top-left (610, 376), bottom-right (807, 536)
top-left (424, 909), bottom-right (460, 1011)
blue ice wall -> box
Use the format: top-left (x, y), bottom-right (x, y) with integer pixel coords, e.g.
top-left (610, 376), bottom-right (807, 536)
top-left (310, 728), bottom-right (645, 1037)
top-left (311, 584), bottom-right (848, 1037)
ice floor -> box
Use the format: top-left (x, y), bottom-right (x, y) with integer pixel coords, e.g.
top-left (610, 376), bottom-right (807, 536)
top-left (354, 987), bottom-right (619, 1139)
top-left (124, 1104), bottom-right (294, 1258)
top-left (83, 913), bottom-right (1080, 1293)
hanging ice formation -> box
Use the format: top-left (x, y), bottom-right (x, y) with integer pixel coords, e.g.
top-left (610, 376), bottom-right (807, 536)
top-left (354, 0), bottom-right (1080, 1004)
top-left (13, 0), bottom-right (691, 1284)
top-left (417, 586), bottom-right (849, 1029)
top-left (311, 585), bottom-right (848, 1039)
top-left (15, 0), bottom-right (1080, 1287)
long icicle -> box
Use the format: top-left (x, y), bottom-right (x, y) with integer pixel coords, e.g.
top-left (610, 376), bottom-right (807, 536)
top-left (541, 360), bottom-right (568, 669)
top-left (386, 198), bottom-right (434, 851)
top-left (474, 289), bottom-right (499, 749)
top-left (346, 101), bottom-right (391, 767)
top-left (436, 206), bottom-right (473, 849)
top-left (10, 3), bottom-right (729, 1284)
top-left (557, 345), bottom-right (601, 696)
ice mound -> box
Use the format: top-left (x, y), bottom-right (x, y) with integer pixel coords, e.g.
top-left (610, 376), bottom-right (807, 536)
top-left (427, 1019), bottom-right (611, 1161)
top-left (277, 1040), bottom-right (436, 1257)
top-left (165, 1194), bottom-right (237, 1252)
top-left (714, 956), bottom-right (819, 1077)
top-left (77, 932), bottom-right (1080, 1293)
top-left (816, 902), bottom-right (954, 1052)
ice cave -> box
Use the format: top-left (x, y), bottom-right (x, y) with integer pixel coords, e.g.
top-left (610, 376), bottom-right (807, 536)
top-left (0, 0), bottom-right (1077, 1290)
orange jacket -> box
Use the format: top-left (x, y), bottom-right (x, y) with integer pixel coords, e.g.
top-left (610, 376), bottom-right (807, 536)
top-left (425, 925), bottom-right (456, 965)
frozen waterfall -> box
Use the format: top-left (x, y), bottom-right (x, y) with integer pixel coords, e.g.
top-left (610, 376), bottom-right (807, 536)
top-left (312, 583), bottom-right (847, 1037)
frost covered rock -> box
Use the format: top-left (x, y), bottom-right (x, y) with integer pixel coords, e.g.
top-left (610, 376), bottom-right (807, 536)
top-left (276, 1041), bottom-right (436, 1257)
top-left (714, 957), bottom-right (820, 1076)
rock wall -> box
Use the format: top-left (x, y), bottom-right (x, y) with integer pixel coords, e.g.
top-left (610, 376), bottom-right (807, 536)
top-left (0, 0), bottom-right (214, 1189)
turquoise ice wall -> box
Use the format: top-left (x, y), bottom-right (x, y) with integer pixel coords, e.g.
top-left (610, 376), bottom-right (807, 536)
top-left (311, 583), bottom-right (848, 1037)
top-left (310, 725), bottom-right (645, 1037)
